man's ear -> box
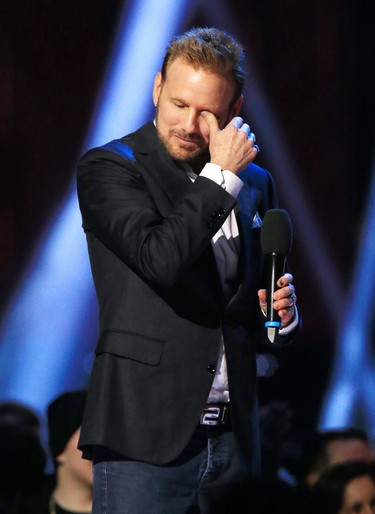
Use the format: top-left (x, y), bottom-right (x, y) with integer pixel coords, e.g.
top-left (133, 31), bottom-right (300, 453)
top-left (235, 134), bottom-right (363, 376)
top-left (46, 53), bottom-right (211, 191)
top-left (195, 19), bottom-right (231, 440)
top-left (153, 71), bottom-right (163, 106)
top-left (231, 95), bottom-right (243, 118)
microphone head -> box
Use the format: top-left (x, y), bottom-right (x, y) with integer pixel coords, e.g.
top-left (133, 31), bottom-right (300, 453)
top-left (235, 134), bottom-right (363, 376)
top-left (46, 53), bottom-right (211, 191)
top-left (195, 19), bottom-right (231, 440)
top-left (260, 209), bottom-right (293, 255)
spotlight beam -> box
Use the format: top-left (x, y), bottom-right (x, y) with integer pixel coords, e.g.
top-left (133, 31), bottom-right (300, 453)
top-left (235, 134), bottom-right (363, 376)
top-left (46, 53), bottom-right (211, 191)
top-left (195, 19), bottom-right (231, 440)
top-left (0, 0), bottom-right (192, 414)
top-left (320, 154), bottom-right (375, 435)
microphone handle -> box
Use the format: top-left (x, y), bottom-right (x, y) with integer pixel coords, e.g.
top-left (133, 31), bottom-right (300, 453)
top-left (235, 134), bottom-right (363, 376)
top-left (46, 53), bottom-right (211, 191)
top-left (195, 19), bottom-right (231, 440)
top-left (265, 253), bottom-right (286, 341)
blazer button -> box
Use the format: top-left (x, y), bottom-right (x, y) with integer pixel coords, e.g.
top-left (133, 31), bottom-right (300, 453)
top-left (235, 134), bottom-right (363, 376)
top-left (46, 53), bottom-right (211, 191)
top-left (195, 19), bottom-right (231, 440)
top-left (206, 363), bottom-right (216, 374)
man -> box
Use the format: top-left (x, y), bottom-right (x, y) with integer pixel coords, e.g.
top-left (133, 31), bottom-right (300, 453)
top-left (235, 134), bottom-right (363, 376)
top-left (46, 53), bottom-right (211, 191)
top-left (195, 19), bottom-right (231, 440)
top-left (77, 27), bottom-right (300, 513)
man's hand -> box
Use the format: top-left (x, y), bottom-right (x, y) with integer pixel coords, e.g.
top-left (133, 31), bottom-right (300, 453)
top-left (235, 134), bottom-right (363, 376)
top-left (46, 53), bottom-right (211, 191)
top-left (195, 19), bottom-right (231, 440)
top-left (200, 112), bottom-right (259, 174)
top-left (258, 273), bottom-right (297, 328)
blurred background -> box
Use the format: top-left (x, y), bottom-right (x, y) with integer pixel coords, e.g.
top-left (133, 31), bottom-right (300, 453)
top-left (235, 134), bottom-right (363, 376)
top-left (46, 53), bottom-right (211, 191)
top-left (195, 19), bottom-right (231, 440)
top-left (0, 0), bottom-right (374, 450)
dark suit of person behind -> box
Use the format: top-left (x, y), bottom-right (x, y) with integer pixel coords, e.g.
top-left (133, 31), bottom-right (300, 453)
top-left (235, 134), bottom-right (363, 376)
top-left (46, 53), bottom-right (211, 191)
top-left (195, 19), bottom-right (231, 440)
top-left (76, 27), bottom-right (300, 514)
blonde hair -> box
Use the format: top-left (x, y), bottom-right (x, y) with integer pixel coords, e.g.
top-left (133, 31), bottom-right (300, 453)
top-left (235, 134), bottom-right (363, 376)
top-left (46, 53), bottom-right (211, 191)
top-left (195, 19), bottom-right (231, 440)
top-left (161, 27), bottom-right (246, 100)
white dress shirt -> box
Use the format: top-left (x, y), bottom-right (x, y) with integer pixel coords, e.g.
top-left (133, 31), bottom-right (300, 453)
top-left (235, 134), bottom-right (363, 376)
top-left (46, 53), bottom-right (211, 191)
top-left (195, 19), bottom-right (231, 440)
top-left (187, 163), bottom-right (298, 403)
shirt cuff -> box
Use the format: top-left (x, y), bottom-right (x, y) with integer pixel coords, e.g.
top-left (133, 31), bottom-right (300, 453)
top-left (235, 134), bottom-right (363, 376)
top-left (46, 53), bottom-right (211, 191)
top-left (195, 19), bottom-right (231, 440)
top-left (200, 163), bottom-right (244, 198)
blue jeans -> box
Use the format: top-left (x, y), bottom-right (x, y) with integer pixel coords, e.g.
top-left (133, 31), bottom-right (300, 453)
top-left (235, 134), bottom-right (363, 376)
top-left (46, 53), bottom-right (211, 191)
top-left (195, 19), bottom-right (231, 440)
top-left (92, 424), bottom-right (249, 514)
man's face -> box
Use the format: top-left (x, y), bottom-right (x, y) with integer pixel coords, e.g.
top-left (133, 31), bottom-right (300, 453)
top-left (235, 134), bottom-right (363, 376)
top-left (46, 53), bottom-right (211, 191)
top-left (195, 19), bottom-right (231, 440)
top-left (153, 57), bottom-right (242, 163)
top-left (57, 428), bottom-right (93, 488)
top-left (306, 439), bottom-right (375, 487)
top-left (327, 439), bottom-right (375, 468)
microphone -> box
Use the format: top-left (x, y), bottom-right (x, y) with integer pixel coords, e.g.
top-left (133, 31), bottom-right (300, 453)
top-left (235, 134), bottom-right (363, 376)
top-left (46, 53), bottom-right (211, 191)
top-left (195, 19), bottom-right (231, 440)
top-left (260, 209), bottom-right (293, 343)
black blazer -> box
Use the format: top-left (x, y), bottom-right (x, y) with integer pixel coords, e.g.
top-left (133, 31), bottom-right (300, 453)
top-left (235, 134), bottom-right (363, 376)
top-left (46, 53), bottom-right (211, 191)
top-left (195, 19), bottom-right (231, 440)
top-left (76, 122), bottom-right (298, 476)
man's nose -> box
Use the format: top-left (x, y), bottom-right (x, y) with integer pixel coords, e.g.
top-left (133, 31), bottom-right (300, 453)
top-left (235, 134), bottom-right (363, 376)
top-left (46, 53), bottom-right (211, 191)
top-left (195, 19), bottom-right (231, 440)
top-left (182, 109), bottom-right (199, 133)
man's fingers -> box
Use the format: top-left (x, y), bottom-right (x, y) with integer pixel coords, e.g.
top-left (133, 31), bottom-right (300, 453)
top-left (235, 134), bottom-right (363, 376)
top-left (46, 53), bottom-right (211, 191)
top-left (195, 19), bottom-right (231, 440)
top-left (239, 124), bottom-right (251, 137)
top-left (229, 116), bottom-right (244, 129)
top-left (200, 111), bottom-right (219, 133)
top-left (277, 273), bottom-right (293, 288)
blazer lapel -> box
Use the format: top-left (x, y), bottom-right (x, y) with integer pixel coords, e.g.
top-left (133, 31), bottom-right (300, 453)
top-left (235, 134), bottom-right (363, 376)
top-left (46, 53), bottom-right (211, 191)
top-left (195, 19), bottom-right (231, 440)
top-left (236, 183), bottom-right (262, 280)
top-left (223, 182), bottom-right (264, 320)
top-left (133, 123), bottom-right (192, 211)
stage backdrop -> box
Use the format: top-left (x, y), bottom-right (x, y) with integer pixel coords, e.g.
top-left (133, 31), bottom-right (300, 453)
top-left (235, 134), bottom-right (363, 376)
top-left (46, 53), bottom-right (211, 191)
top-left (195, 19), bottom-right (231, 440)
top-left (0, 0), bottom-right (374, 450)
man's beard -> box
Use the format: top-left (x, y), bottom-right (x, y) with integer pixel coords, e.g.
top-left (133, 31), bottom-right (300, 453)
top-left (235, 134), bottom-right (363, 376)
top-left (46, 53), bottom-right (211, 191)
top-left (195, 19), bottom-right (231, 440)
top-left (158, 128), bottom-right (201, 158)
top-left (156, 128), bottom-right (210, 170)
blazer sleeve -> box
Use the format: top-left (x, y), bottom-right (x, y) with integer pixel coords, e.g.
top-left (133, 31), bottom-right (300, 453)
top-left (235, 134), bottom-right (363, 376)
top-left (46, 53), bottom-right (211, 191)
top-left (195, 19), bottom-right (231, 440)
top-left (76, 146), bottom-right (237, 288)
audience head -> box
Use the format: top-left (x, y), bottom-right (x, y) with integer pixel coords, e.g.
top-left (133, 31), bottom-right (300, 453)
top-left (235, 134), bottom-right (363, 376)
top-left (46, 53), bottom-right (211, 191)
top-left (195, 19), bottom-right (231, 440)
top-left (0, 402), bottom-right (46, 505)
top-left (312, 460), bottom-right (375, 514)
top-left (47, 390), bottom-right (91, 486)
top-left (299, 428), bottom-right (374, 487)
top-left (48, 390), bottom-right (86, 465)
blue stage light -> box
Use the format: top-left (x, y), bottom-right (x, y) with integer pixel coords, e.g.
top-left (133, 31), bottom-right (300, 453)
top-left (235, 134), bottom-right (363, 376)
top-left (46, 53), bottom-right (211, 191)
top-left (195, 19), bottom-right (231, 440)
top-left (320, 157), bottom-right (375, 438)
top-left (0, 0), bottom-right (189, 422)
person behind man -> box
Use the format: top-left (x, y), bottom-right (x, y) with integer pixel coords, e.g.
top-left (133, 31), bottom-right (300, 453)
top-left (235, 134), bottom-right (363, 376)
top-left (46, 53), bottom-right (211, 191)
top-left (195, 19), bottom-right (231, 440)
top-left (312, 460), bottom-right (375, 514)
top-left (0, 402), bottom-right (46, 513)
top-left (10, 391), bottom-right (92, 514)
top-left (77, 27), bottom-right (300, 513)
top-left (298, 428), bottom-right (375, 487)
